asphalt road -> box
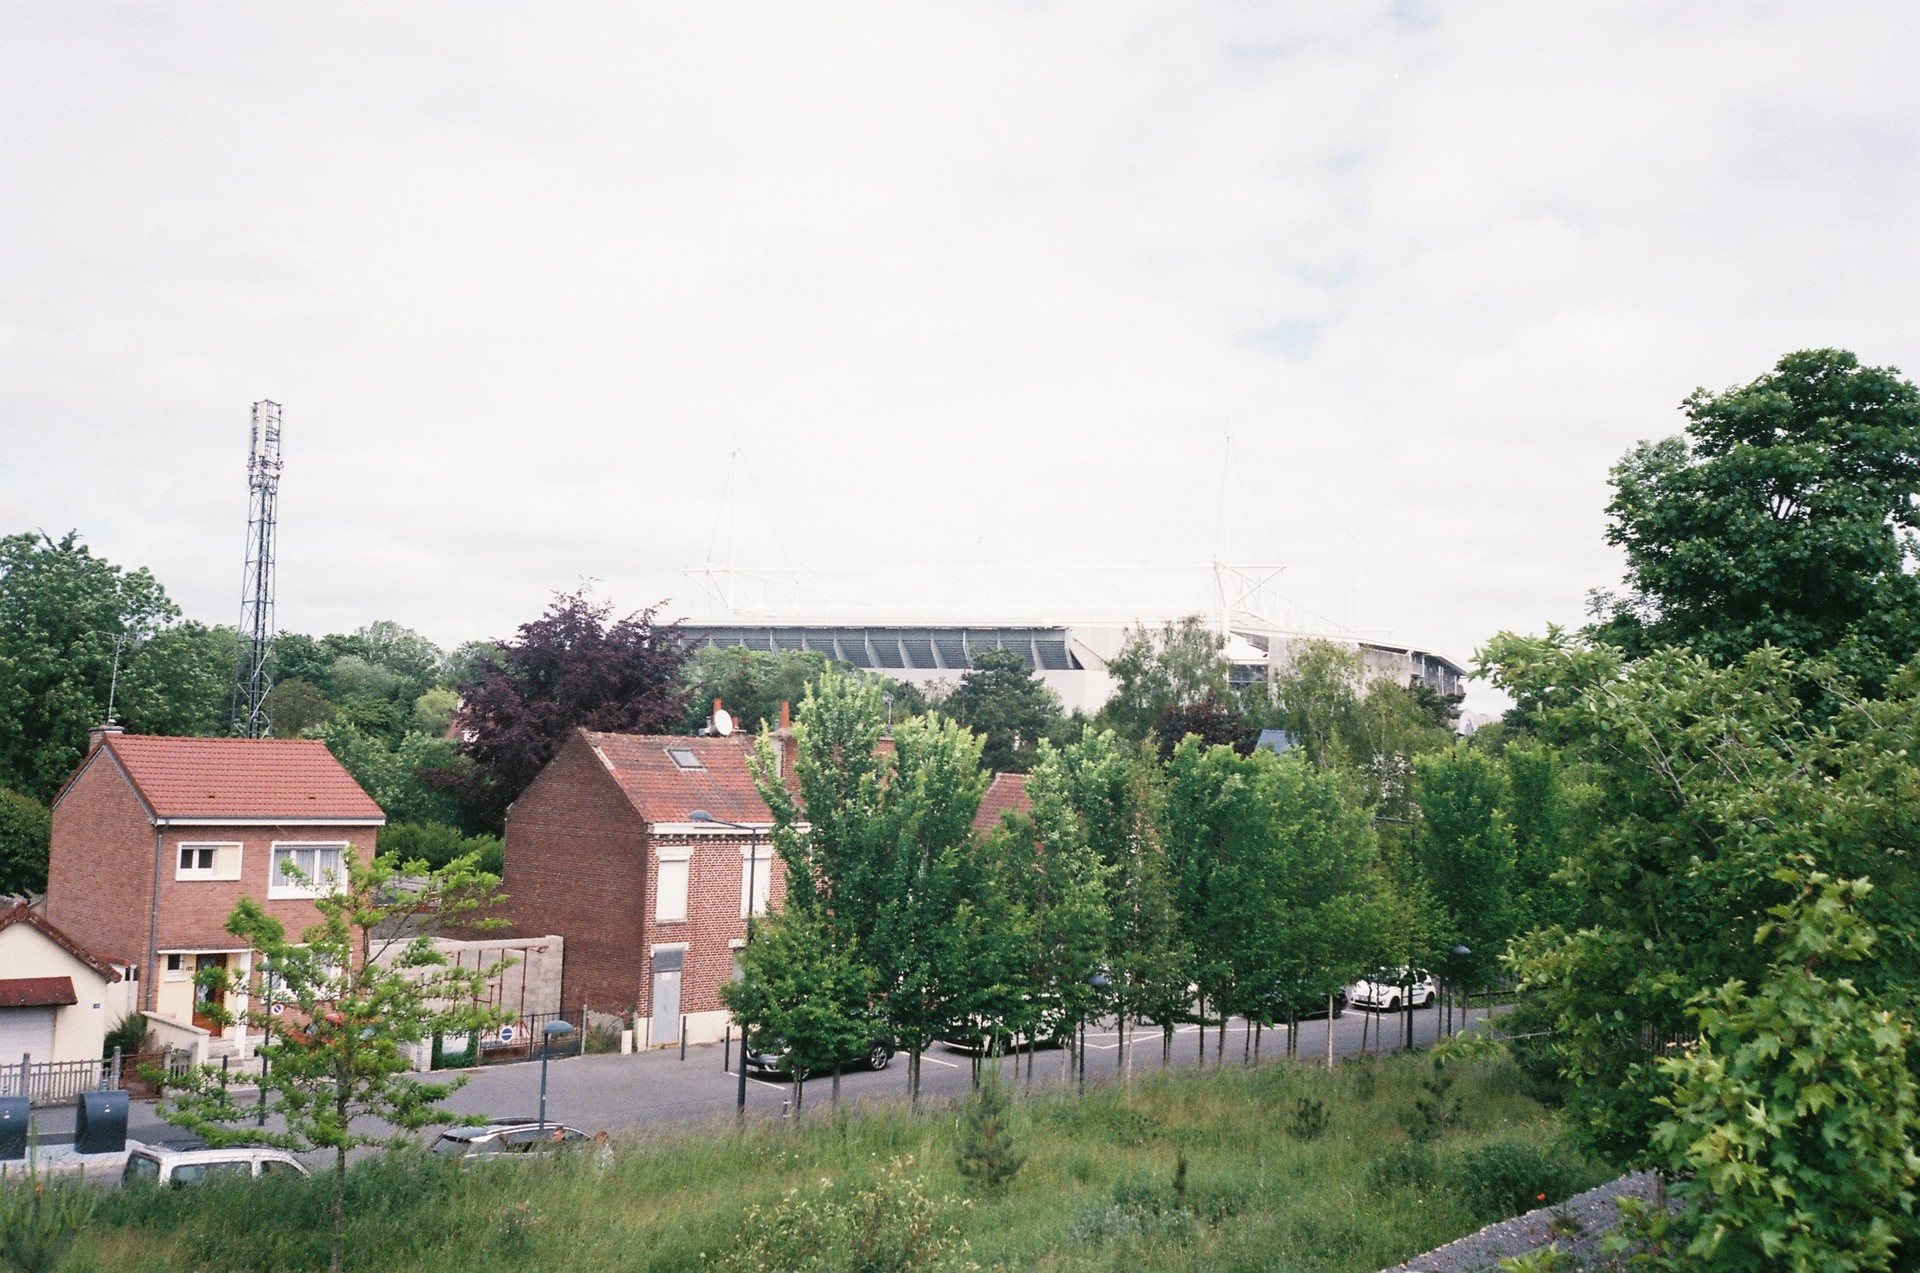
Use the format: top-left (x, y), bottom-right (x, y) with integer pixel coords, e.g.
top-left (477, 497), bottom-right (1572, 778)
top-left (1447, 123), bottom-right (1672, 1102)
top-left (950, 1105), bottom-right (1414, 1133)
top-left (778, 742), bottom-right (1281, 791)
top-left (31, 1002), bottom-right (1490, 1157)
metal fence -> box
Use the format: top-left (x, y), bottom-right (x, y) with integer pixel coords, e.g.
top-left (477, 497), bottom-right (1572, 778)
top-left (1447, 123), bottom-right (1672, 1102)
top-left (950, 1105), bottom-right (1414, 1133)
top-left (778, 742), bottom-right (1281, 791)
top-left (0, 1050), bottom-right (123, 1107)
top-left (471, 1010), bottom-right (587, 1067)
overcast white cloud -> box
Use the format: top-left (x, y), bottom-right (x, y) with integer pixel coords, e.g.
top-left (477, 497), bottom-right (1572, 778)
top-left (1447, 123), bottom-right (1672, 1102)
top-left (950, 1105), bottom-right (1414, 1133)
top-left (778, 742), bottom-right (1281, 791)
top-left (5, 3), bottom-right (1918, 702)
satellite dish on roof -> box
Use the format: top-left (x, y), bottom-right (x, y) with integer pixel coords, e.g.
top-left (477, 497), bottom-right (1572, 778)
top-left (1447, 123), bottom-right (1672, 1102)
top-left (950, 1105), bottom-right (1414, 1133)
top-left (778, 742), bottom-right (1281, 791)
top-left (712, 708), bottom-right (735, 736)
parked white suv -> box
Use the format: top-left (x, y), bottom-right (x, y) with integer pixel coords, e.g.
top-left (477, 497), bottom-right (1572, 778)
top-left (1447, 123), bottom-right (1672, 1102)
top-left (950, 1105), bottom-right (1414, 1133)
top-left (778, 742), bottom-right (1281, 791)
top-left (122, 1142), bottom-right (309, 1187)
top-left (1346, 968), bottom-right (1437, 1012)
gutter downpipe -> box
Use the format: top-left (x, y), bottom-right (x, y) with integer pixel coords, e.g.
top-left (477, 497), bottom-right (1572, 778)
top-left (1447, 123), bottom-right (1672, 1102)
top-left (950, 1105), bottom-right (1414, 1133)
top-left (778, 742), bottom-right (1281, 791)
top-left (147, 824), bottom-right (164, 1013)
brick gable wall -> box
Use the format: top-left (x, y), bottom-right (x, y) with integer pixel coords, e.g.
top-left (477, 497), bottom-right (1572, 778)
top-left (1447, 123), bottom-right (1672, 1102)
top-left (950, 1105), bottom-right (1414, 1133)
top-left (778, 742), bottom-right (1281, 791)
top-left (504, 734), bottom-right (652, 1014)
top-left (46, 754), bottom-right (155, 992)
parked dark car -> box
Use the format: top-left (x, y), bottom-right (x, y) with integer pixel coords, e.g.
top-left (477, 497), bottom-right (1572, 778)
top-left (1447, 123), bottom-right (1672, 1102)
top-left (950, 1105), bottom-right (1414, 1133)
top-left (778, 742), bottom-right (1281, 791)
top-left (743, 1034), bottom-right (895, 1079)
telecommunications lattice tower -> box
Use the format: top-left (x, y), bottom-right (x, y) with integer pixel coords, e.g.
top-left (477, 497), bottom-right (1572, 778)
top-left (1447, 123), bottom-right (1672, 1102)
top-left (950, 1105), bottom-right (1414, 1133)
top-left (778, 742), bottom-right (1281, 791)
top-left (230, 400), bottom-right (282, 738)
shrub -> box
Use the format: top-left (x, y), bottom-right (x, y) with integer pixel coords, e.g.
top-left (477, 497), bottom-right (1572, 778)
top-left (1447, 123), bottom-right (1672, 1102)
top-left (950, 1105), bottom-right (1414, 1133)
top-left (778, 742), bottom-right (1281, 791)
top-left (0, 1170), bottom-right (97, 1273)
top-left (1399, 1056), bottom-right (1462, 1143)
top-left (1451, 1139), bottom-right (1581, 1223)
top-left (1288, 1097), bottom-right (1329, 1141)
top-left (711, 1157), bottom-right (971, 1273)
top-left (103, 1013), bottom-right (148, 1059)
top-left (954, 1071), bottom-right (1024, 1193)
top-left (1365, 1142), bottom-right (1440, 1195)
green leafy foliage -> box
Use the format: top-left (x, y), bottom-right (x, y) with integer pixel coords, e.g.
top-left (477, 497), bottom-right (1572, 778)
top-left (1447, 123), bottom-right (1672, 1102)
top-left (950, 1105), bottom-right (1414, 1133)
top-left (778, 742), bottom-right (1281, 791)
top-left (1162, 738), bottom-right (1386, 1036)
top-left (1646, 873), bottom-right (1920, 1271)
top-left (1097, 617), bottom-right (1236, 744)
top-left (712, 1158), bottom-right (972, 1273)
top-left (377, 822), bottom-right (504, 875)
top-left (116, 621), bottom-right (237, 738)
top-left (1451, 1138), bottom-right (1582, 1224)
top-left (939, 647), bottom-right (1063, 773)
top-left (264, 678), bottom-right (336, 738)
top-left (679, 645), bottom-right (835, 735)
top-left (1484, 633), bottom-right (1920, 1163)
top-left (0, 1164), bottom-right (96, 1273)
top-left (1593, 348), bottom-right (1920, 692)
top-left (0, 530), bottom-right (176, 800)
top-left (0, 789), bottom-right (51, 898)
top-left (720, 906), bottom-right (876, 1111)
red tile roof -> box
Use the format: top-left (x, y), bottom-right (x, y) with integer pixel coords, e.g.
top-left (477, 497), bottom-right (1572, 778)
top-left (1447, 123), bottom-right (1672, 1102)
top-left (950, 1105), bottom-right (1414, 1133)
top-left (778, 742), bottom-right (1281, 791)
top-left (973, 772), bottom-right (1031, 833)
top-left (95, 735), bottom-right (385, 822)
top-left (582, 731), bottom-right (774, 827)
top-left (0, 976), bottom-right (79, 1009)
top-left (0, 901), bottom-right (125, 979)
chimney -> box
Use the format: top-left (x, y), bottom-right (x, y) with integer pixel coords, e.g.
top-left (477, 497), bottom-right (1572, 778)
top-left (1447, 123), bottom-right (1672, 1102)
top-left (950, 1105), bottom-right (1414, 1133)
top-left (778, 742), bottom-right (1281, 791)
top-left (88, 724), bottom-right (124, 754)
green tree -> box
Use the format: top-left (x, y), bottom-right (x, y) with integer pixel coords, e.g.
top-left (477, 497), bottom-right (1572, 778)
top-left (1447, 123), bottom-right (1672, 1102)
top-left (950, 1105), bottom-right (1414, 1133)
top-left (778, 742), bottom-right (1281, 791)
top-left (1410, 746), bottom-right (1516, 990)
top-left (954, 1067), bottom-right (1025, 1191)
top-left (115, 621), bottom-right (236, 738)
top-left (264, 678), bottom-right (336, 738)
top-left (1000, 751), bottom-right (1111, 1079)
top-left (1485, 633), bottom-right (1920, 1165)
top-left (270, 632), bottom-right (337, 697)
top-left (0, 531), bottom-right (176, 800)
top-left (1271, 639), bottom-right (1362, 769)
top-left (1499, 741), bottom-right (1581, 932)
top-left (410, 687), bottom-right (459, 736)
top-left (376, 821), bottom-right (504, 875)
top-left (1593, 348), bottom-right (1920, 691)
top-left (0, 789), bottom-right (52, 898)
top-left (679, 645), bottom-right (833, 735)
top-left (941, 647), bottom-right (1063, 773)
top-left (719, 906), bottom-right (874, 1112)
top-left (1162, 739), bottom-right (1384, 1058)
top-left (753, 675), bottom-right (990, 1106)
top-left (1098, 616), bottom-right (1235, 743)
top-left (160, 849), bottom-right (511, 1273)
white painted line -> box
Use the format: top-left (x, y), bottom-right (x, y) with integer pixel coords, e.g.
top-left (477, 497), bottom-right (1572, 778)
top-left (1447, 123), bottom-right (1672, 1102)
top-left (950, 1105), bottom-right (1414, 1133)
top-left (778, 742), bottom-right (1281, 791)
top-left (920, 1055), bottom-right (960, 1068)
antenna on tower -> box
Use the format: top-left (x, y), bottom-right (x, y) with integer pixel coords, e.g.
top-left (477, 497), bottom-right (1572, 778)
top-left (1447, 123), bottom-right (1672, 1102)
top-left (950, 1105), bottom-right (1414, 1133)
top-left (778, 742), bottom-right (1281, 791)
top-left (231, 400), bottom-right (283, 738)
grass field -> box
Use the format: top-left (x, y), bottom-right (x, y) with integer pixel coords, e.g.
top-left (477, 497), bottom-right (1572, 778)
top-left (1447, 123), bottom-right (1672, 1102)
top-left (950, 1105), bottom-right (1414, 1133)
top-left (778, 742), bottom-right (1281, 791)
top-left (65, 1050), bottom-right (1604, 1272)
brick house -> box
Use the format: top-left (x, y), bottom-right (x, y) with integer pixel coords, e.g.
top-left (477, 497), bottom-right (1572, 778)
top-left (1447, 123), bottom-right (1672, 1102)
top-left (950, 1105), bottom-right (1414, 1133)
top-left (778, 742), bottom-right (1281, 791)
top-left (502, 729), bottom-right (788, 1046)
top-left (44, 727), bottom-right (385, 1050)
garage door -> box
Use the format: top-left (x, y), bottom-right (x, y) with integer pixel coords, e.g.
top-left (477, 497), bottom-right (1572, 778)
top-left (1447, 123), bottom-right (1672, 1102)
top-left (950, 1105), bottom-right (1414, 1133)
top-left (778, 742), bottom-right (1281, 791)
top-left (0, 1007), bottom-right (55, 1061)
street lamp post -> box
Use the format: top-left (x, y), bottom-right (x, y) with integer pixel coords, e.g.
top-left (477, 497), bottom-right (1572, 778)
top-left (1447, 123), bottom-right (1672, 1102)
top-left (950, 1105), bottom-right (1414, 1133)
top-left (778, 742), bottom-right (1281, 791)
top-left (691, 809), bottom-right (765, 1115)
top-left (538, 1019), bottom-right (575, 1132)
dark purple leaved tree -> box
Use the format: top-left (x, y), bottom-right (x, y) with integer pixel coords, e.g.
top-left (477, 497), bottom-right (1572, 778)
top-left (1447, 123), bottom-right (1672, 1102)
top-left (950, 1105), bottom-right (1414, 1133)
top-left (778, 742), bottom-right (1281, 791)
top-left (453, 590), bottom-right (690, 830)
top-left (1153, 692), bottom-right (1255, 761)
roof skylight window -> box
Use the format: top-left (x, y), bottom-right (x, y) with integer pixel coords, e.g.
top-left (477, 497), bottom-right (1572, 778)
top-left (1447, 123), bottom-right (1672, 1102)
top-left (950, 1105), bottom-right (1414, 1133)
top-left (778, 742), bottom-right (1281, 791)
top-left (666, 747), bottom-right (705, 771)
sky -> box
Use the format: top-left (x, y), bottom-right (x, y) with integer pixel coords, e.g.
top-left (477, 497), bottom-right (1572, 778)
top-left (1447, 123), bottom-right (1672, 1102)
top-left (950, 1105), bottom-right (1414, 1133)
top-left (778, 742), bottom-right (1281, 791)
top-left (5, 4), bottom-right (1919, 708)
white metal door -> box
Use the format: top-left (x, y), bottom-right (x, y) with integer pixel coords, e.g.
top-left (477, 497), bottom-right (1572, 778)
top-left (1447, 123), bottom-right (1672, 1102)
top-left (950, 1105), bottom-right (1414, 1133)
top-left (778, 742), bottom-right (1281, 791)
top-left (650, 946), bottom-right (684, 1046)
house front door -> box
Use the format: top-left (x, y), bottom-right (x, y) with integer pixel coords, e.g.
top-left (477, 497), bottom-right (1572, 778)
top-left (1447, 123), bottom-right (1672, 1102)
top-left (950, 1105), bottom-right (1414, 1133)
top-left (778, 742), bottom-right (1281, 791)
top-left (191, 954), bottom-right (227, 1033)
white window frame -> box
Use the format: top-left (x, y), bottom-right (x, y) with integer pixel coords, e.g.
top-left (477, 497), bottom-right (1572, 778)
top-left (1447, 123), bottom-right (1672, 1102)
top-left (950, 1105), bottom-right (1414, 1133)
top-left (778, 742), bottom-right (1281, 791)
top-left (654, 847), bottom-right (692, 923)
top-left (740, 844), bottom-right (773, 918)
top-left (176, 841), bottom-right (242, 882)
top-left (268, 842), bottom-right (347, 900)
